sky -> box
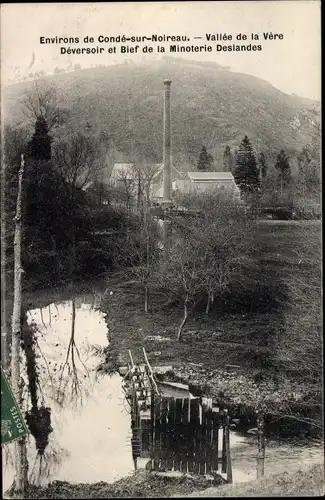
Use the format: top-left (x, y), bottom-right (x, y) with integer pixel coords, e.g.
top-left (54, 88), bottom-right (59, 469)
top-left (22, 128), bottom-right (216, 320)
top-left (1, 1), bottom-right (321, 100)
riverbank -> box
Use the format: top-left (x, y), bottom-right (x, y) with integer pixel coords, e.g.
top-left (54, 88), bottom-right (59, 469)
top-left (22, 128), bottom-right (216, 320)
top-left (181, 464), bottom-right (324, 497)
top-left (24, 472), bottom-right (225, 498)
top-left (22, 461), bottom-right (324, 498)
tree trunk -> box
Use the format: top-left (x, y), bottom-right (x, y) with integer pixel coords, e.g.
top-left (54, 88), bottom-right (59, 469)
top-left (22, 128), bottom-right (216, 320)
top-left (11, 154), bottom-right (28, 496)
top-left (144, 285), bottom-right (148, 314)
top-left (205, 295), bottom-right (210, 315)
top-left (177, 297), bottom-right (188, 341)
top-left (1, 156), bottom-right (9, 370)
top-left (256, 410), bottom-right (266, 479)
top-left (144, 187), bottom-right (150, 313)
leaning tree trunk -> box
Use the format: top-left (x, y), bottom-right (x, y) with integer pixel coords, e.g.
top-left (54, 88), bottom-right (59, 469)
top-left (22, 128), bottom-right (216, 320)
top-left (11, 154), bottom-right (28, 496)
top-left (177, 296), bottom-right (189, 341)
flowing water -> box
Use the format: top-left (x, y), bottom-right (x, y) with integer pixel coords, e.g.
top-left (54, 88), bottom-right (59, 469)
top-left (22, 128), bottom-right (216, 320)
top-left (3, 288), bottom-right (323, 494)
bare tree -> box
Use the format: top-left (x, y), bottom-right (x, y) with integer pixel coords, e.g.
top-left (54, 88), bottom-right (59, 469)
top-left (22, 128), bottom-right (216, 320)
top-left (115, 168), bottom-right (136, 213)
top-left (116, 202), bottom-right (160, 313)
top-left (11, 154), bottom-right (28, 496)
top-left (159, 190), bottom-right (255, 340)
top-left (21, 77), bottom-right (67, 131)
top-left (133, 160), bottom-right (161, 215)
top-left (52, 131), bottom-right (105, 203)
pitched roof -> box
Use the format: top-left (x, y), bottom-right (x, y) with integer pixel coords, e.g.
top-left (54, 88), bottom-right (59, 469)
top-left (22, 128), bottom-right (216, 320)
top-left (188, 171), bottom-right (235, 181)
top-left (112, 162), bottom-right (184, 181)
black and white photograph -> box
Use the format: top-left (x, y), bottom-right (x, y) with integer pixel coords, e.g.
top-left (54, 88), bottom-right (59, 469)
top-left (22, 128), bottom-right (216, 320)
top-left (1, 1), bottom-right (322, 498)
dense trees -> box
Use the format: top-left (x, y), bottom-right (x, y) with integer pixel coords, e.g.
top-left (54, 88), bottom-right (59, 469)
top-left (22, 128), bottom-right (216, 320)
top-left (231, 135), bottom-right (320, 217)
top-left (3, 116), bottom-right (135, 290)
top-left (234, 136), bottom-right (260, 195)
top-left (274, 149), bottom-right (291, 194)
top-left (258, 152), bottom-right (268, 182)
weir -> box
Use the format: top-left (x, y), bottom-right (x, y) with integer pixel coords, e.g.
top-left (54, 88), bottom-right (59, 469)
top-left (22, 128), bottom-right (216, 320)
top-left (121, 349), bottom-right (233, 484)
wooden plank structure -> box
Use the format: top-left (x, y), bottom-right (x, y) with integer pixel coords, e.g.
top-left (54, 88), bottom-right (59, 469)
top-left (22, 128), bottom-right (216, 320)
top-left (121, 348), bottom-right (233, 484)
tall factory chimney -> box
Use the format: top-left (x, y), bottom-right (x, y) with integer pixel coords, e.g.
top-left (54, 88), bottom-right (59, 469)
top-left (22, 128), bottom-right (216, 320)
top-left (163, 79), bottom-right (172, 203)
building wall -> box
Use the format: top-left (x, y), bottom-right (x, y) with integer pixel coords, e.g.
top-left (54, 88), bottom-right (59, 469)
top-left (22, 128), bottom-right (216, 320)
top-left (174, 179), bottom-right (240, 197)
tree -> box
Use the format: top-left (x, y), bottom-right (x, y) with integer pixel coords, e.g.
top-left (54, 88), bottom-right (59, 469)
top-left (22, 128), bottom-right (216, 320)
top-left (21, 77), bottom-right (68, 131)
top-left (11, 154), bottom-right (29, 496)
top-left (223, 145), bottom-right (234, 172)
top-left (27, 116), bottom-right (52, 161)
top-left (258, 152), bottom-right (268, 182)
top-left (159, 190), bottom-right (255, 340)
top-left (52, 131), bottom-right (105, 204)
top-left (133, 160), bottom-right (161, 216)
top-left (297, 145), bottom-right (320, 198)
top-left (234, 136), bottom-right (260, 194)
top-left (197, 146), bottom-right (214, 171)
top-left (3, 125), bottom-right (30, 369)
top-left (115, 168), bottom-right (136, 213)
top-left (274, 149), bottom-right (291, 195)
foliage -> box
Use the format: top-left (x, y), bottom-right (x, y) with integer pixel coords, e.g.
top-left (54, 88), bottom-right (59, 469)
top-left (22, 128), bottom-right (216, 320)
top-left (234, 136), bottom-right (260, 194)
top-left (296, 144), bottom-right (320, 197)
top-left (27, 117), bottom-right (52, 161)
top-left (223, 145), bottom-right (234, 172)
top-left (274, 149), bottom-right (291, 192)
top-left (197, 146), bottom-right (214, 171)
top-left (25, 406), bottom-right (53, 456)
top-left (52, 131), bottom-right (106, 199)
top-left (258, 152), bottom-right (268, 181)
top-left (3, 119), bottom-right (137, 291)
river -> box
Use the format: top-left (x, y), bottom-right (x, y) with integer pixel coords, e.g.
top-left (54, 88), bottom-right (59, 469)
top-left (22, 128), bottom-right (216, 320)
top-left (3, 287), bottom-right (323, 494)
top-left (3, 292), bottom-right (134, 493)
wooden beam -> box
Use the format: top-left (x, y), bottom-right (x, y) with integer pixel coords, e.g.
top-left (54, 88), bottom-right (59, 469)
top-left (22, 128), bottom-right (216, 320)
top-left (143, 347), bottom-right (160, 395)
top-left (128, 350), bottom-right (135, 368)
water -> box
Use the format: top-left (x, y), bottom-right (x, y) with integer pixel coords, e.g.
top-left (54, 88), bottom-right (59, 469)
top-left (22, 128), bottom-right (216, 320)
top-left (3, 290), bottom-right (323, 493)
top-left (3, 295), bottom-right (134, 492)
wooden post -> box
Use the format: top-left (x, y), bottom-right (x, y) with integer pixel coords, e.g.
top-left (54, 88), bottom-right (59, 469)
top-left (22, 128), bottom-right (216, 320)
top-left (224, 410), bottom-right (233, 484)
top-left (256, 410), bottom-right (266, 479)
top-left (221, 411), bottom-right (227, 473)
top-left (211, 409), bottom-right (219, 472)
top-left (150, 392), bottom-right (155, 469)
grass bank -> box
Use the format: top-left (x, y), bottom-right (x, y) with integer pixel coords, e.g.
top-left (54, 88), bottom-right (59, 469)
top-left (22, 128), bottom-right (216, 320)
top-left (178, 464), bottom-right (324, 497)
top-left (24, 463), bottom-right (324, 498)
top-left (25, 472), bottom-right (225, 498)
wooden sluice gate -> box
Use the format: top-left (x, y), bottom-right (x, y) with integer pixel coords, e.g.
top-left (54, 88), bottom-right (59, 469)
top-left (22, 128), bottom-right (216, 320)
top-left (121, 349), bottom-right (233, 484)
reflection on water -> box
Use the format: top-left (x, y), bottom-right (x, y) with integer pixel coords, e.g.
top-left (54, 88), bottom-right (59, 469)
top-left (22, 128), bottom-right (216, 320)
top-left (3, 293), bottom-right (323, 493)
top-left (3, 296), bottom-right (134, 492)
